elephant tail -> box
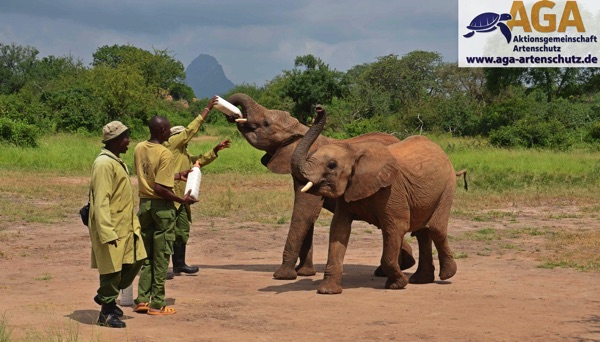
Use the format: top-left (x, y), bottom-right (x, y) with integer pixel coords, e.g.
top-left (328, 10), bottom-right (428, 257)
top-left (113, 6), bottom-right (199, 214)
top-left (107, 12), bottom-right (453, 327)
top-left (456, 169), bottom-right (468, 191)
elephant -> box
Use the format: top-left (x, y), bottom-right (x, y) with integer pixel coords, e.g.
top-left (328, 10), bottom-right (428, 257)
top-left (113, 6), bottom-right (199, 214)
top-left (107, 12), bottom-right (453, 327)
top-left (290, 105), bottom-right (462, 294)
top-left (221, 93), bottom-right (415, 280)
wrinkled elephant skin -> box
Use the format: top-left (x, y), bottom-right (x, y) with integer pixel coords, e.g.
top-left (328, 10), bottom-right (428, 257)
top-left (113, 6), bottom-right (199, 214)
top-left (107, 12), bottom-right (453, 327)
top-left (291, 107), bottom-right (459, 294)
top-left (224, 93), bottom-right (416, 280)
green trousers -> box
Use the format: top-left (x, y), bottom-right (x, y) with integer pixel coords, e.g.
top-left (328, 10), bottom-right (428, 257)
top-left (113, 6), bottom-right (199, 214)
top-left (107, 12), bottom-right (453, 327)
top-left (97, 261), bottom-right (143, 304)
top-left (135, 198), bottom-right (176, 310)
top-left (174, 204), bottom-right (191, 244)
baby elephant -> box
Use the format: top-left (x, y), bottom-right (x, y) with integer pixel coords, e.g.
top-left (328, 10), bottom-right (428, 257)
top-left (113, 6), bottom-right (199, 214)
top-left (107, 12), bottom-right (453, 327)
top-left (291, 106), bottom-right (460, 294)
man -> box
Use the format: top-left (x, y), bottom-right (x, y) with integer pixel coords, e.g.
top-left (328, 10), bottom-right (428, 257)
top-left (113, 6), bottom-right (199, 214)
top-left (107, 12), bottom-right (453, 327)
top-left (88, 121), bottom-right (147, 328)
top-left (133, 115), bottom-right (196, 316)
top-left (164, 96), bottom-right (231, 276)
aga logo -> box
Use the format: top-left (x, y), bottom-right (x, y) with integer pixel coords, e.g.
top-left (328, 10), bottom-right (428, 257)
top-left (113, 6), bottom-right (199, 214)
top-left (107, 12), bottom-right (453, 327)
top-left (463, 13), bottom-right (513, 43)
top-left (463, 1), bottom-right (586, 44)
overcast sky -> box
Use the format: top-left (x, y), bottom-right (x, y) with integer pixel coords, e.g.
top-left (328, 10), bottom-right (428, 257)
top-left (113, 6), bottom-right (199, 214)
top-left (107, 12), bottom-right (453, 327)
top-left (0, 0), bottom-right (458, 86)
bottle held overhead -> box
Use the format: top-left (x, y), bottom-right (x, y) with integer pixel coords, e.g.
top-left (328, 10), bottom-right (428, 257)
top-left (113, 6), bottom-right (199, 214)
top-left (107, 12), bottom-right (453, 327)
top-left (214, 96), bottom-right (244, 122)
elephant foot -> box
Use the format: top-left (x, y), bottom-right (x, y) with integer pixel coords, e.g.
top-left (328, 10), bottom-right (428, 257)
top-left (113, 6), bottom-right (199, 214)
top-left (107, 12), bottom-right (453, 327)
top-left (295, 263), bottom-right (316, 277)
top-left (400, 253), bottom-right (416, 270)
top-left (317, 278), bottom-right (343, 294)
top-left (374, 251), bottom-right (416, 277)
top-left (385, 273), bottom-right (408, 290)
top-left (273, 265), bottom-right (298, 280)
top-left (400, 244), bottom-right (416, 270)
top-left (409, 269), bottom-right (435, 284)
top-left (439, 258), bottom-right (457, 280)
top-left (373, 266), bottom-right (386, 277)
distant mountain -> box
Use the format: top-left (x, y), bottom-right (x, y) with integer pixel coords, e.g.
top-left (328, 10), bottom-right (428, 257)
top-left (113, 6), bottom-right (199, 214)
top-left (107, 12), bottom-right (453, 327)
top-left (185, 54), bottom-right (235, 99)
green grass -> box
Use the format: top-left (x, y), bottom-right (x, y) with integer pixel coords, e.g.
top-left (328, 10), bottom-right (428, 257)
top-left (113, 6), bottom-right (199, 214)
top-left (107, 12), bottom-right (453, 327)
top-left (0, 314), bottom-right (12, 342)
top-left (1, 129), bottom-right (600, 274)
top-left (33, 273), bottom-right (52, 281)
top-left (0, 127), bottom-right (267, 175)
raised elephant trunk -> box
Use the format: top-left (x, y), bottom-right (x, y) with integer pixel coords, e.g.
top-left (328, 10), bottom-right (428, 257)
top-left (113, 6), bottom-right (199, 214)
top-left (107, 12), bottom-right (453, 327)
top-left (291, 105), bottom-right (326, 189)
top-left (226, 93), bottom-right (267, 123)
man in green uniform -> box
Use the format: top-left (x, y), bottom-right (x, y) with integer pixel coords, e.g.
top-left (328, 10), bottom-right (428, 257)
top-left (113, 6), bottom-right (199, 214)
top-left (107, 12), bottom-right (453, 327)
top-left (133, 115), bottom-right (196, 316)
top-left (88, 121), bottom-right (147, 328)
top-left (164, 96), bottom-right (231, 275)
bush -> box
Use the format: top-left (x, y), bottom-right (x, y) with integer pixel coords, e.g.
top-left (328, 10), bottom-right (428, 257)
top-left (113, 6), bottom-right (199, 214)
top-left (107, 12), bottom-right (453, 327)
top-left (587, 122), bottom-right (600, 142)
top-left (0, 118), bottom-right (40, 147)
top-left (41, 87), bottom-right (106, 132)
top-left (489, 119), bottom-right (571, 149)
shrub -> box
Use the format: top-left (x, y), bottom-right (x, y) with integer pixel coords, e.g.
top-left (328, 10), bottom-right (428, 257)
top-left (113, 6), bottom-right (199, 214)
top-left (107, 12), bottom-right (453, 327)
top-left (0, 118), bottom-right (40, 147)
top-left (587, 122), bottom-right (600, 142)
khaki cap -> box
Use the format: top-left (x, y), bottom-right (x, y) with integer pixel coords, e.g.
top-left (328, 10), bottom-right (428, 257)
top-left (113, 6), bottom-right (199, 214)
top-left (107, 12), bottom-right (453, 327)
top-left (170, 126), bottom-right (185, 136)
top-left (102, 121), bottom-right (129, 143)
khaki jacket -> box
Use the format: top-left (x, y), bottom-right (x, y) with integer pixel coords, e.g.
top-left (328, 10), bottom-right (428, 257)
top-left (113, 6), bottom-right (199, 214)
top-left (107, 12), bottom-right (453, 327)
top-left (88, 149), bottom-right (147, 274)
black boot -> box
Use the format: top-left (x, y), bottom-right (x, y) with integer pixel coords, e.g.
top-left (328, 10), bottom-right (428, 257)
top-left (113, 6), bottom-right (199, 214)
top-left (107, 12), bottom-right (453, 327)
top-left (94, 294), bottom-right (123, 317)
top-left (97, 303), bottom-right (126, 328)
top-left (172, 243), bottom-right (199, 274)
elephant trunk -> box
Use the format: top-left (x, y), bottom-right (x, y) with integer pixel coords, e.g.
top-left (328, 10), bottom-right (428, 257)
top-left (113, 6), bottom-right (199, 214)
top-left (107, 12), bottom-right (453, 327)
top-left (226, 93), bottom-right (267, 123)
top-left (291, 105), bottom-right (326, 183)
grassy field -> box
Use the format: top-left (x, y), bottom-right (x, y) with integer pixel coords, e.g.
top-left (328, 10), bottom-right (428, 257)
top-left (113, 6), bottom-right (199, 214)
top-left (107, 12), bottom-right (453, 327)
top-left (0, 127), bottom-right (599, 268)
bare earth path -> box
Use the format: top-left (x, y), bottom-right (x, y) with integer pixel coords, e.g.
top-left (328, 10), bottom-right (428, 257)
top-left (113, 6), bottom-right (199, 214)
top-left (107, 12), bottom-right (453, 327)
top-left (1, 206), bottom-right (599, 341)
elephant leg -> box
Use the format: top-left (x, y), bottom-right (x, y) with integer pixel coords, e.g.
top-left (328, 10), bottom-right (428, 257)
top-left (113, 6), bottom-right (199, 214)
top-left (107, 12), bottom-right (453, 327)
top-left (295, 225), bottom-right (316, 276)
top-left (317, 212), bottom-right (352, 294)
top-left (380, 226), bottom-right (408, 290)
top-left (273, 188), bottom-right (322, 280)
top-left (430, 227), bottom-right (456, 280)
top-left (409, 229), bottom-right (435, 284)
top-left (428, 201), bottom-right (457, 281)
top-left (374, 238), bottom-right (415, 277)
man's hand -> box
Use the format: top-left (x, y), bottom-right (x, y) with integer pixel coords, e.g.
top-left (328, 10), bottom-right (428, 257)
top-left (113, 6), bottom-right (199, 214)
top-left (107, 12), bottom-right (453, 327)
top-left (201, 96), bottom-right (219, 120)
top-left (182, 189), bottom-right (198, 205)
top-left (207, 96), bottom-right (218, 111)
top-left (179, 168), bottom-right (193, 181)
top-left (108, 239), bottom-right (119, 247)
top-left (213, 139), bottom-right (231, 154)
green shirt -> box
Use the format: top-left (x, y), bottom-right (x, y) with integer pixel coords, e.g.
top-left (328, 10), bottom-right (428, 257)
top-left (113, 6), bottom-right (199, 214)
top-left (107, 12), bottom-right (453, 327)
top-left (163, 114), bottom-right (218, 199)
top-left (134, 141), bottom-right (175, 199)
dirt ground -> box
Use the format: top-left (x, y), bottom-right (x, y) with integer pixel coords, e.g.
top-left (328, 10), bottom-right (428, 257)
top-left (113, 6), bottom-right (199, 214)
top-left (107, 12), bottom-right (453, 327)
top-left (1, 203), bottom-right (600, 341)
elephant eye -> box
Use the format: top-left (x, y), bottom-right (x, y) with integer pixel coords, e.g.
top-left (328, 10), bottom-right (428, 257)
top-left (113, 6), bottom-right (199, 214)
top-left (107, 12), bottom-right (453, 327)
top-left (327, 161), bottom-right (337, 170)
top-left (263, 119), bottom-right (269, 127)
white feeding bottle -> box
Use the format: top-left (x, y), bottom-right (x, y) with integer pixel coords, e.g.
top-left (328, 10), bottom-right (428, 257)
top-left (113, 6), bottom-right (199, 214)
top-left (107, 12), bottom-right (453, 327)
top-left (184, 160), bottom-right (202, 200)
top-left (214, 95), bottom-right (242, 118)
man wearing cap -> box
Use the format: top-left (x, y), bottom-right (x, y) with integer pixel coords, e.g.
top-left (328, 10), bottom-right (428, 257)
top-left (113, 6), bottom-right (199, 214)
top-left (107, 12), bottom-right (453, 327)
top-left (88, 121), bottom-right (147, 328)
top-left (133, 115), bottom-right (197, 316)
top-left (164, 96), bottom-right (231, 276)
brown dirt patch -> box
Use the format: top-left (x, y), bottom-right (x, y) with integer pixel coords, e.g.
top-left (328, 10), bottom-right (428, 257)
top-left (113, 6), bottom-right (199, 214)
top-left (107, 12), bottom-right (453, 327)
top-left (1, 204), bottom-right (599, 341)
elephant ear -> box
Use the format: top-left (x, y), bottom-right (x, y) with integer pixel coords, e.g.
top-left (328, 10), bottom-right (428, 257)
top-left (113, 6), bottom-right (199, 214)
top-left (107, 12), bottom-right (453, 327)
top-left (264, 137), bottom-right (302, 174)
top-left (344, 142), bottom-right (399, 202)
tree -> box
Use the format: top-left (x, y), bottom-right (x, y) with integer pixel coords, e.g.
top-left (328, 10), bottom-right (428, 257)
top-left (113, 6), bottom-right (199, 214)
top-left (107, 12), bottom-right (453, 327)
top-left (484, 68), bottom-right (526, 96)
top-left (0, 43), bottom-right (39, 94)
top-left (29, 55), bottom-right (86, 85)
top-left (280, 54), bottom-right (346, 124)
top-left (92, 45), bottom-right (185, 95)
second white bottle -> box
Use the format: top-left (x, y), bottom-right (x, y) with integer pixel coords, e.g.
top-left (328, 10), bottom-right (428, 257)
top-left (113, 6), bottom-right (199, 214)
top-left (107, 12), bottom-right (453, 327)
top-left (184, 160), bottom-right (202, 200)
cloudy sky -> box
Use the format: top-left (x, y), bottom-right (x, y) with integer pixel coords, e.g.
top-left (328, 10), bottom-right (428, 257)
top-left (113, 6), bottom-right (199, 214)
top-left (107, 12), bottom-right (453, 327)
top-left (0, 0), bottom-right (458, 86)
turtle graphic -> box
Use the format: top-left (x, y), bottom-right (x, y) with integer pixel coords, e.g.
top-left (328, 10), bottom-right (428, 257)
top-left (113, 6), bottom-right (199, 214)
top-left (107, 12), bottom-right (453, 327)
top-left (463, 12), bottom-right (512, 43)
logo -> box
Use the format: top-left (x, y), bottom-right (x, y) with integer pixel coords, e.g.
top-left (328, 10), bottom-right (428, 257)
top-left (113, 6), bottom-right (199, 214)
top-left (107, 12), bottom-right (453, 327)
top-left (464, 13), bottom-right (513, 43)
top-left (458, 0), bottom-right (599, 68)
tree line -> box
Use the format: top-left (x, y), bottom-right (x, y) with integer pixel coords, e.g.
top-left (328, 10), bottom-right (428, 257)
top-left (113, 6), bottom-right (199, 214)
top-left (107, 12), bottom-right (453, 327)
top-left (1, 42), bottom-right (599, 149)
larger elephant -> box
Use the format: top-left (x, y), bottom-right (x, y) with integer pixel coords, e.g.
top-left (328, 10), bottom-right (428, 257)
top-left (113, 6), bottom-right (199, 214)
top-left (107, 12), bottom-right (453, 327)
top-left (222, 93), bottom-right (415, 280)
top-left (290, 105), bottom-right (460, 294)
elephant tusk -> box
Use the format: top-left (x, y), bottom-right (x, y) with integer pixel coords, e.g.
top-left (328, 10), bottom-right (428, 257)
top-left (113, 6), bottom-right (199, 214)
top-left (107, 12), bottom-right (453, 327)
top-left (300, 181), bottom-right (314, 193)
top-left (235, 118), bottom-right (248, 123)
